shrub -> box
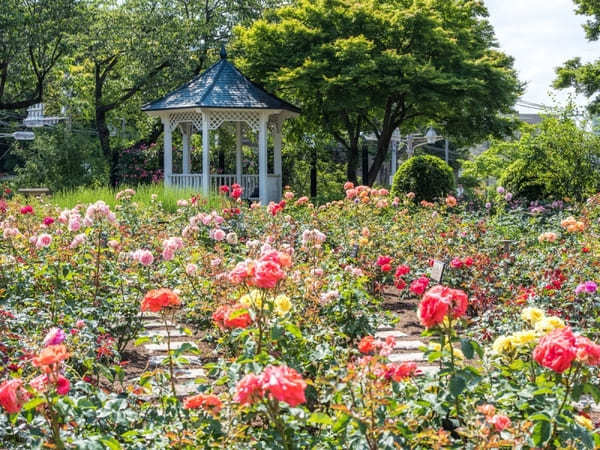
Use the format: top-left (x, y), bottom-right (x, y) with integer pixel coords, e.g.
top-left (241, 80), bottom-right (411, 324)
top-left (391, 155), bottom-right (455, 201)
top-left (12, 125), bottom-right (108, 191)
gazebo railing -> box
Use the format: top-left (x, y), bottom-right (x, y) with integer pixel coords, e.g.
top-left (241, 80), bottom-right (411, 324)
top-left (168, 174), bottom-right (264, 199)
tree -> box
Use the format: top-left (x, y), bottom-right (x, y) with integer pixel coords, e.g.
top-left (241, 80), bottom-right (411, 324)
top-left (0, 0), bottom-right (84, 111)
top-left (555, 0), bottom-right (600, 113)
top-left (462, 113), bottom-right (600, 201)
top-left (235, 0), bottom-right (521, 185)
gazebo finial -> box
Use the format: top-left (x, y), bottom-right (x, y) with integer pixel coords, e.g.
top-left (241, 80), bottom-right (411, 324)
top-left (220, 44), bottom-right (227, 60)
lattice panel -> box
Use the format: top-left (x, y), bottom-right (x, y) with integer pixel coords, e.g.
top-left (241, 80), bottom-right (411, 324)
top-left (168, 112), bottom-right (203, 132)
top-left (207, 110), bottom-right (262, 131)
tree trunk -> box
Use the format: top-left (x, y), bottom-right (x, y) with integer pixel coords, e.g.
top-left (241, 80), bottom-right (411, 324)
top-left (95, 108), bottom-right (115, 185)
top-left (310, 145), bottom-right (317, 197)
top-left (346, 139), bottom-right (360, 184)
top-left (362, 142), bottom-right (369, 185)
top-left (367, 124), bottom-right (396, 186)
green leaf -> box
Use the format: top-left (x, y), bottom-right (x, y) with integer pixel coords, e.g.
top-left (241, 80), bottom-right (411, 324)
top-left (460, 339), bottom-right (474, 359)
top-left (134, 336), bottom-right (150, 346)
top-left (22, 397), bottom-right (46, 411)
top-left (583, 383), bottom-right (600, 403)
top-left (101, 438), bottom-right (123, 450)
top-left (308, 412), bottom-right (333, 426)
top-left (285, 322), bottom-right (303, 339)
top-left (449, 375), bottom-right (466, 397)
top-left (527, 413), bottom-right (551, 422)
top-left (531, 421), bottom-right (551, 446)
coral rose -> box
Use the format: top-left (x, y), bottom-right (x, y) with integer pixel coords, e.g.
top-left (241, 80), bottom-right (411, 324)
top-left (489, 414), bottom-right (511, 431)
top-left (575, 335), bottom-right (600, 366)
top-left (223, 304), bottom-right (252, 329)
top-left (32, 345), bottom-right (70, 367)
top-left (533, 327), bottom-right (576, 373)
top-left (140, 288), bottom-right (181, 313)
top-left (384, 362), bottom-right (419, 381)
top-left (261, 365), bottom-right (307, 407)
top-left (235, 373), bottom-right (263, 405)
top-left (358, 336), bottom-right (376, 354)
top-left (183, 393), bottom-right (222, 414)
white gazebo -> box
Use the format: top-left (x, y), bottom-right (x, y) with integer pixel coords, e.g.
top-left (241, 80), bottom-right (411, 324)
top-left (142, 47), bottom-right (300, 204)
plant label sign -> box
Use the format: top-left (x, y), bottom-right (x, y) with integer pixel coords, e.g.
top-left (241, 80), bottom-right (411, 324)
top-left (350, 244), bottom-right (359, 258)
top-left (431, 260), bottom-right (446, 284)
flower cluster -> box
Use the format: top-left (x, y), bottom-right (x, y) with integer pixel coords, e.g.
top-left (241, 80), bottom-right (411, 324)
top-left (561, 216), bottom-right (585, 233)
top-left (140, 288), bottom-right (181, 313)
top-left (235, 365), bottom-right (307, 407)
top-left (417, 285), bottom-right (468, 328)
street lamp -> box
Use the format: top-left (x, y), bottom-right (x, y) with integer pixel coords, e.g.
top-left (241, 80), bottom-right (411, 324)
top-left (389, 127), bottom-right (445, 184)
top-left (0, 131), bottom-right (35, 140)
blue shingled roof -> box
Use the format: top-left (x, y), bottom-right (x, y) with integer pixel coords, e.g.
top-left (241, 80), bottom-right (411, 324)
top-left (142, 53), bottom-right (300, 113)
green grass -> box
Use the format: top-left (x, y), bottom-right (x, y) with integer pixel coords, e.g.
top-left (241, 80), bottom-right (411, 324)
top-left (52, 184), bottom-right (227, 213)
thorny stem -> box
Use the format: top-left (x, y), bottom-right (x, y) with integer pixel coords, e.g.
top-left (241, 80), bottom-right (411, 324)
top-left (44, 395), bottom-right (66, 450)
top-left (267, 399), bottom-right (293, 450)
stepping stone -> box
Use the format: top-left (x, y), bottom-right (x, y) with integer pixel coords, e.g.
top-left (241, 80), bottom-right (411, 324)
top-left (417, 366), bottom-right (440, 376)
top-left (141, 329), bottom-right (188, 338)
top-left (388, 352), bottom-right (425, 363)
top-left (174, 368), bottom-right (207, 380)
top-left (175, 383), bottom-right (200, 397)
top-left (143, 320), bottom-right (176, 328)
top-left (144, 341), bottom-right (197, 353)
top-left (148, 355), bottom-right (203, 367)
top-left (375, 330), bottom-right (408, 339)
top-left (392, 340), bottom-right (425, 351)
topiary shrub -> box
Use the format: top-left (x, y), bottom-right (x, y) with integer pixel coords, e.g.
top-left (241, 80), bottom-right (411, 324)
top-left (391, 155), bottom-right (455, 201)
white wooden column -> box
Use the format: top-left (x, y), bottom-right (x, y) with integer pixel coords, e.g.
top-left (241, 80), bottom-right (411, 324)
top-left (162, 117), bottom-right (173, 186)
top-left (182, 124), bottom-right (191, 174)
top-left (258, 113), bottom-right (269, 205)
top-left (273, 116), bottom-right (283, 201)
top-left (202, 113), bottom-right (210, 196)
top-left (390, 139), bottom-right (398, 184)
top-left (236, 122), bottom-right (242, 184)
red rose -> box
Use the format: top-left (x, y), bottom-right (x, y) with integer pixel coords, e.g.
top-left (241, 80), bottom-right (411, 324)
top-left (140, 288), bottom-right (181, 312)
top-left (219, 185), bottom-right (230, 194)
top-left (231, 187), bottom-right (243, 199)
top-left (395, 265), bottom-right (410, 277)
top-left (381, 263), bottom-right (392, 273)
top-left (394, 278), bottom-right (407, 290)
top-left (234, 373), bottom-right (263, 405)
top-left (418, 286), bottom-right (450, 328)
top-left (358, 336), bottom-right (376, 354)
top-left (376, 255), bottom-right (392, 267)
top-left (533, 327), bottom-right (577, 373)
top-left (43, 217), bottom-right (55, 226)
top-left (261, 365), bottom-right (307, 407)
top-left (464, 257), bottom-right (474, 267)
top-left (450, 258), bottom-right (463, 269)
top-left (183, 393), bottom-right (222, 414)
top-left (253, 260), bottom-right (285, 289)
top-left (0, 379), bottom-right (28, 414)
top-left (223, 304), bottom-right (252, 329)
top-left (384, 362), bottom-right (419, 381)
top-left (410, 276), bottom-right (430, 296)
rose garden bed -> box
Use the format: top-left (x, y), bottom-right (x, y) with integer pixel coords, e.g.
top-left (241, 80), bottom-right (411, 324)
top-left (1, 185), bottom-right (599, 448)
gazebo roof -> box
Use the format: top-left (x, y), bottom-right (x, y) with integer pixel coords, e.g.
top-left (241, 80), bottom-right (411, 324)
top-left (142, 48), bottom-right (300, 114)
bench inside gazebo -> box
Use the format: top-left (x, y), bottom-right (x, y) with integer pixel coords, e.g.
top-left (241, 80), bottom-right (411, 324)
top-left (142, 47), bottom-right (300, 204)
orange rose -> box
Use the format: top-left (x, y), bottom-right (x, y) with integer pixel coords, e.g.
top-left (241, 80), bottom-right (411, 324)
top-left (140, 288), bottom-right (181, 312)
top-left (32, 345), bottom-right (70, 367)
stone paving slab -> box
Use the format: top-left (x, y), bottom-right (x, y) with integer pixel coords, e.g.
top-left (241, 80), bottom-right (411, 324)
top-left (141, 329), bottom-right (188, 338)
top-left (417, 366), bottom-right (440, 375)
top-left (144, 341), bottom-right (197, 353)
top-left (388, 352), bottom-right (426, 363)
top-left (142, 320), bottom-right (176, 328)
top-left (392, 340), bottom-right (425, 351)
top-left (375, 330), bottom-right (408, 339)
top-left (174, 368), bottom-right (207, 380)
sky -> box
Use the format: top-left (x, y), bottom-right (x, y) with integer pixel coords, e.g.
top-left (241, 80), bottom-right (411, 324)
top-left (485, 0), bottom-right (600, 113)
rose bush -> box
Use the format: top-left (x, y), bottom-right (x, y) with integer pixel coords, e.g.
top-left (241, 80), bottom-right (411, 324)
top-left (0, 184), bottom-right (599, 447)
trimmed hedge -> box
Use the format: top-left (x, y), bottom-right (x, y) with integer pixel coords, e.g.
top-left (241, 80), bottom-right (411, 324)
top-left (391, 155), bottom-right (455, 201)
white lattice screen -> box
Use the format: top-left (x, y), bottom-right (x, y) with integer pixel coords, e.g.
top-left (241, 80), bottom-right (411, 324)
top-left (207, 110), bottom-right (262, 131)
top-left (168, 112), bottom-right (203, 131)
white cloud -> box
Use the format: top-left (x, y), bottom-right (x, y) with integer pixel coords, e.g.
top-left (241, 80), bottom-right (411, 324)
top-left (484, 0), bottom-right (600, 112)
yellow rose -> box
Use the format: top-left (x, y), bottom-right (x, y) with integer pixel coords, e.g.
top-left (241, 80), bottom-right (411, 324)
top-left (358, 237), bottom-right (369, 246)
top-left (535, 316), bottom-right (565, 334)
top-left (521, 307), bottom-right (545, 325)
top-left (274, 294), bottom-right (292, 316)
top-left (575, 415), bottom-right (594, 431)
top-left (240, 289), bottom-right (262, 308)
top-left (509, 330), bottom-right (537, 347)
top-left (428, 342), bottom-right (464, 359)
top-left (492, 336), bottom-right (512, 355)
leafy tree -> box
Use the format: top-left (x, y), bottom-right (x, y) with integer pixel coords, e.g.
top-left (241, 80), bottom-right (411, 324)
top-left (462, 114), bottom-right (600, 201)
top-left (235, 0), bottom-right (521, 185)
top-left (555, 0), bottom-right (600, 113)
top-left (0, 0), bottom-right (84, 111)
